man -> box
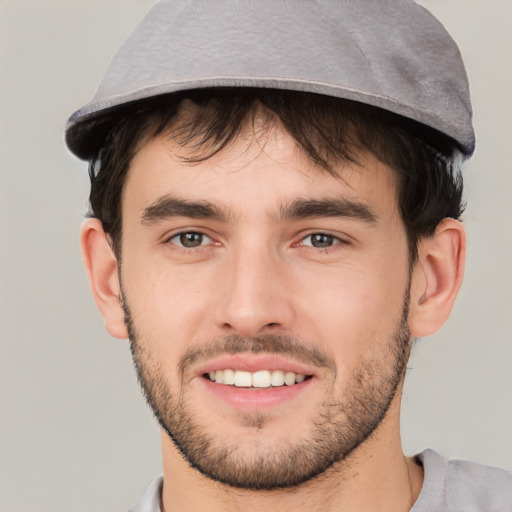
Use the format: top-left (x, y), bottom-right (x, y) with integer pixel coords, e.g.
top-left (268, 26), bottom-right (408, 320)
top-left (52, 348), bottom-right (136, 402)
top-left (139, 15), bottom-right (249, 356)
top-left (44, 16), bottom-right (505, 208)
top-left (65, 1), bottom-right (511, 510)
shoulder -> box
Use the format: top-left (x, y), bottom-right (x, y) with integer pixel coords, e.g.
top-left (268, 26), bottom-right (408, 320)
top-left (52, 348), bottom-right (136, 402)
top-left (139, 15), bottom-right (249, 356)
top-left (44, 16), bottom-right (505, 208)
top-left (445, 455), bottom-right (512, 511)
top-left (415, 449), bottom-right (512, 512)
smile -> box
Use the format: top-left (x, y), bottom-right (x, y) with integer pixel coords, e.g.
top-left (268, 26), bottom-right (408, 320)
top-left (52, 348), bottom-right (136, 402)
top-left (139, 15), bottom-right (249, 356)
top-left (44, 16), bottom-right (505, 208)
top-left (206, 369), bottom-right (310, 388)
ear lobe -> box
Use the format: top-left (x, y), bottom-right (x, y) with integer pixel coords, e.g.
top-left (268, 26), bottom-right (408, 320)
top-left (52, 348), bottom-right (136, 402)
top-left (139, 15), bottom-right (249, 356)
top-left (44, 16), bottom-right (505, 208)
top-left (80, 218), bottom-right (128, 339)
top-left (409, 218), bottom-right (466, 337)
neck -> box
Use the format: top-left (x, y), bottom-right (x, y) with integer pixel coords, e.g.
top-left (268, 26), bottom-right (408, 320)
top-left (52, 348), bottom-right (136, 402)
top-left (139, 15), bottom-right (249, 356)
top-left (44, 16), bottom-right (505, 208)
top-left (159, 397), bottom-right (424, 512)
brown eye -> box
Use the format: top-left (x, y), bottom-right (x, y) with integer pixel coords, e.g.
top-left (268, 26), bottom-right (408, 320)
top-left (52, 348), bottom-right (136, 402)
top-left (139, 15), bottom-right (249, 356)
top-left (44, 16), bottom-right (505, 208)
top-left (170, 232), bottom-right (210, 248)
top-left (303, 233), bottom-right (339, 248)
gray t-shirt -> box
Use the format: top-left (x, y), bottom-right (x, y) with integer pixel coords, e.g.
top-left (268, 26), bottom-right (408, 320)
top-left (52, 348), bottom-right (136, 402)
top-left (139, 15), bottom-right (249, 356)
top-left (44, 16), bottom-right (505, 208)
top-left (129, 450), bottom-right (512, 511)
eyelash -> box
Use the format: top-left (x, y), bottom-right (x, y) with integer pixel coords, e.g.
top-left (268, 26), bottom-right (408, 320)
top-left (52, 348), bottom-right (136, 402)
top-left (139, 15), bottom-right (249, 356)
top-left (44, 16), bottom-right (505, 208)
top-left (167, 231), bottom-right (213, 249)
top-left (298, 233), bottom-right (345, 250)
top-left (166, 231), bottom-right (347, 252)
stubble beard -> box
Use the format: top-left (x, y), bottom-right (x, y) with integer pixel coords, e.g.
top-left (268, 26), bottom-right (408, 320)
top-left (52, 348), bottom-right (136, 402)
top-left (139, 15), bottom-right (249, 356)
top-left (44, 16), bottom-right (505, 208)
top-left (122, 291), bottom-right (412, 491)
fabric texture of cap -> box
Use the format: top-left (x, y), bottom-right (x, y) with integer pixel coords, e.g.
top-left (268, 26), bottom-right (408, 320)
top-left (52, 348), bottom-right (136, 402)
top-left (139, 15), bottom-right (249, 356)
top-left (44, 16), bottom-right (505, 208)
top-left (65, 0), bottom-right (475, 160)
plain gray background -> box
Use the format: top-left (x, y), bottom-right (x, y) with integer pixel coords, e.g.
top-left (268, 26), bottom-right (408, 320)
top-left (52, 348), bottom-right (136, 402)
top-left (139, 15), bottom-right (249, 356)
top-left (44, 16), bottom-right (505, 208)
top-left (0, 1), bottom-right (511, 511)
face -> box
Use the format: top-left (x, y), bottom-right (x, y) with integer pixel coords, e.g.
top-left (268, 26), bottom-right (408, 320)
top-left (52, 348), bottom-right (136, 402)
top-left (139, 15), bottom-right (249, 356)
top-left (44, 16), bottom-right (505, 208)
top-left (119, 118), bottom-right (413, 489)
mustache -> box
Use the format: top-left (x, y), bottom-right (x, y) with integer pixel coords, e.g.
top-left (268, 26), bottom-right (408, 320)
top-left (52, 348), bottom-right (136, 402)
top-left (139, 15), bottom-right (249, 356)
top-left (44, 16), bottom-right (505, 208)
top-left (178, 334), bottom-right (334, 379)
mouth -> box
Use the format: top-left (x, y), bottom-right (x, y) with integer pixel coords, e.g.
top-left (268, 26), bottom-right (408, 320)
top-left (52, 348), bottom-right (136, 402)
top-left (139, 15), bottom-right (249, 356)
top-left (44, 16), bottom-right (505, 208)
top-left (204, 369), bottom-right (312, 388)
top-left (195, 354), bottom-right (317, 410)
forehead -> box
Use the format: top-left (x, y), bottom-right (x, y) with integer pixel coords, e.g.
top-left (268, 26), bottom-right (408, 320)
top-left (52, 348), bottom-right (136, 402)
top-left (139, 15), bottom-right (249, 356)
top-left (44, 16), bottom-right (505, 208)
top-left (122, 119), bottom-right (400, 222)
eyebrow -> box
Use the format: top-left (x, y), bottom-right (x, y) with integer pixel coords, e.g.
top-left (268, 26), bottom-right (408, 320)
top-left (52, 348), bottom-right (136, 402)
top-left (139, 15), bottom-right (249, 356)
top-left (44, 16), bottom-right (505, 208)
top-left (141, 196), bottom-right (230, 225)
top-left (140, 195), bottom-right (377, 226)
top-left (276, 198), bottom-right (378, 224)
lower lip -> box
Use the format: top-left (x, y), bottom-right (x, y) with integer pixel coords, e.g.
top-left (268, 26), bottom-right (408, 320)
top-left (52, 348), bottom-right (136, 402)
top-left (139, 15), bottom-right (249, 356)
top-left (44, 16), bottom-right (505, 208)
top-left (201, 377), bottom-right (314, 411)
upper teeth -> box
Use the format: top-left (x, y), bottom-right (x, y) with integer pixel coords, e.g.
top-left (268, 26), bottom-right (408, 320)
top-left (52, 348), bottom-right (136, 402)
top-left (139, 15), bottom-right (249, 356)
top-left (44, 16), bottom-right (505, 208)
top-left (208, 369), bottom-right (307, 388)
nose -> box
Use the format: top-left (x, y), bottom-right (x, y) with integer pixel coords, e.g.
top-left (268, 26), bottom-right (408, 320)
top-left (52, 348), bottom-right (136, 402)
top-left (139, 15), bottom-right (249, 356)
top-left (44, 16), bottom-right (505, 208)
top-left (214, 244), bottom-right (295, 338)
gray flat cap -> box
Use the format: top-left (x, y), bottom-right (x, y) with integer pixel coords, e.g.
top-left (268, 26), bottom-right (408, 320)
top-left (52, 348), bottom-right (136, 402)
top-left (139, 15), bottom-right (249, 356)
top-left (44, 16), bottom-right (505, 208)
top-left (65, 0), bottom-right (475, 160)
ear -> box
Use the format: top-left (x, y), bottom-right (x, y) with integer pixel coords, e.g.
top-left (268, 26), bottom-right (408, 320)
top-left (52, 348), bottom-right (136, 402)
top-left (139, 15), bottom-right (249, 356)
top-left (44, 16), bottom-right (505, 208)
top-left (80, 218), bottom-right (128, 339)
top-left (409, 218), bottom-right (466, 337)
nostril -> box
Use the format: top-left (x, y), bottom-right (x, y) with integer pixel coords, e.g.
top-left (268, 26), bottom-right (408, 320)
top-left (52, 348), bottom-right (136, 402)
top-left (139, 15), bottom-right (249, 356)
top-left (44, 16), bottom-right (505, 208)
top-left (221, 321), bottom-right (281, 337)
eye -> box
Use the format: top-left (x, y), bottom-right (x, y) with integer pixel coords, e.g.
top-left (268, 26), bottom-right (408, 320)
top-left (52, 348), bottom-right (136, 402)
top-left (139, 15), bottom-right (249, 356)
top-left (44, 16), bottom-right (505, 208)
top-left (301, 233), bottom-right (341, 249)
top-left (168, 231), bottom-right (212, 248)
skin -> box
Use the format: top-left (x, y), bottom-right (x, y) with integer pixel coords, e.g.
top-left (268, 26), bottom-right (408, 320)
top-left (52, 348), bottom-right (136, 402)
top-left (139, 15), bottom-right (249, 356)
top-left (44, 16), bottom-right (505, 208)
top-left (81, 113), bottom-right (465, 511)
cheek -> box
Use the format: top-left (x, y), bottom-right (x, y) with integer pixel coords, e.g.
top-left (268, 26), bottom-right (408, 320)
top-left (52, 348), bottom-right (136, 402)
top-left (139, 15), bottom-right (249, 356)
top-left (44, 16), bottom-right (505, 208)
top-left (122, 270), bottom-right (204, 390)
top-left (300, 263), bottom-right (407, 317)
top-left (121, 256), bottom-right (217, 344)
top-left (294, 261), bottom-right (409, 361)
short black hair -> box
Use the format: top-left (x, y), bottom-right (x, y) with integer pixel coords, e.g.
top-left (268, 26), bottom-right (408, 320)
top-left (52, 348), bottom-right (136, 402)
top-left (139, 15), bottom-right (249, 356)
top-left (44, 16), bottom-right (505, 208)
top-left (88, 89), bottom-right (465, 262)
